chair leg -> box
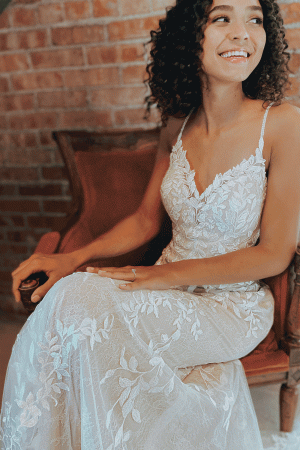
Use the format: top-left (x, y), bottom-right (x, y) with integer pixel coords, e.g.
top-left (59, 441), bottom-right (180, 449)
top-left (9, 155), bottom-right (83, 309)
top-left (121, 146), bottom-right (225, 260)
top-left (280, 383), bottom-right (299, 432)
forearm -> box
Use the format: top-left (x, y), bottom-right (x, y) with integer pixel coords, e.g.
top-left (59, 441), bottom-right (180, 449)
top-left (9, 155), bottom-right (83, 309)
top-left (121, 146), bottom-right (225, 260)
top-left (70, 210), bottom-right (159, 268)
top-left (167, 245), bottom-right (290, 287)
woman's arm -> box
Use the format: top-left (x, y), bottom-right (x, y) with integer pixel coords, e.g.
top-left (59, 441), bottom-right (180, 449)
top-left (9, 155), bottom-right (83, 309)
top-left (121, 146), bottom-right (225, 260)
top-left (12, 125), bottom-right (173, 303)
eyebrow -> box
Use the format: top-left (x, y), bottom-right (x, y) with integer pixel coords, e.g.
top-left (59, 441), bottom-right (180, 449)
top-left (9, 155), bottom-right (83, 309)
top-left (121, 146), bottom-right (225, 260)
top-left (209, 5), bottom-right (263, 14)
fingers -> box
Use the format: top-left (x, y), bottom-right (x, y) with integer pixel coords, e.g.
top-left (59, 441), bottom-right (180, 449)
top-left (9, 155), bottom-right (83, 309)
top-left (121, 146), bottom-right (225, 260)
top-left (12, 263), bottom-right (46, 303)
top-left (30, 277), bottom-right (59, 303)
top-left (86, 266), bottom-right (136, 281)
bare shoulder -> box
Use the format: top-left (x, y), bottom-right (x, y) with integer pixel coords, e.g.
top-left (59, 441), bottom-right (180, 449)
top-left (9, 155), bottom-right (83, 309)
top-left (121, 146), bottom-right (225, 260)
top-left (269, 102), bottom-right (300, 140)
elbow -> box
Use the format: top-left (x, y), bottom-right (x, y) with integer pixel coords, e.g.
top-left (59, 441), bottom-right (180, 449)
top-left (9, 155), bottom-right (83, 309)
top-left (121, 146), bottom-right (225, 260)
top-left (263, 245), bottom-right (297, 277)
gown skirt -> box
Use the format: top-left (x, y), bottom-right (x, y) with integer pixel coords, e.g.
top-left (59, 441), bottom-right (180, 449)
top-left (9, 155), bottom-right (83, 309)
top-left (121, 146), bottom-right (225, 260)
top-left (0, 270), bottom-right (275, 450)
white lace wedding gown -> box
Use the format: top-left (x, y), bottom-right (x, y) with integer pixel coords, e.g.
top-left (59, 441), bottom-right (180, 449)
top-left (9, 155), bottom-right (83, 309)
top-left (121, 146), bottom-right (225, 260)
top-left (1, 103), bottom-right (295, 450)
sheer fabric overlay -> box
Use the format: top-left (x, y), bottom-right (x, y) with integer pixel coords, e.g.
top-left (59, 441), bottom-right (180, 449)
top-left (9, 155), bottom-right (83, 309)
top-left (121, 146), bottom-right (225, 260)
top-left (0, 103), bottom-right (296, 449)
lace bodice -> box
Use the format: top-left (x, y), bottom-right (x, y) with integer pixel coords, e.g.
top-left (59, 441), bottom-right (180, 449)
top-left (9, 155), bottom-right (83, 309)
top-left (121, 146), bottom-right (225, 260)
top-left (156, 104), bottom-right (273, 293)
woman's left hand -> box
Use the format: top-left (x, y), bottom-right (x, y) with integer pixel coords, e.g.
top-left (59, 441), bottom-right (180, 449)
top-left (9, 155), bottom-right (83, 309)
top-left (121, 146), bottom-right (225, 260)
top-left (86, 265), bottom-right (175, 291)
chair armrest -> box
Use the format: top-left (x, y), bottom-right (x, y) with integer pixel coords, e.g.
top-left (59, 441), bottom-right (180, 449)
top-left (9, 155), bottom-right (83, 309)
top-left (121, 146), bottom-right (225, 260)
top-left (34, 232), bottom-right (61, 255)
top-left (286, 246), bottom-right (300, 344)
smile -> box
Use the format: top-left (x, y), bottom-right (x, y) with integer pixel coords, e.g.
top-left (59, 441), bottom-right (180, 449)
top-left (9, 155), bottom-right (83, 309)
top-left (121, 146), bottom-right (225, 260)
top-left (219, 50), bottom-right (250, 61)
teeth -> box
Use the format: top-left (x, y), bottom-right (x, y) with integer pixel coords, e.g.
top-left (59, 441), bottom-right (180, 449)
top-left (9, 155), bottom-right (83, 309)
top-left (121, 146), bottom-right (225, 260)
top-left (220, 51), bottom-right (249, 58)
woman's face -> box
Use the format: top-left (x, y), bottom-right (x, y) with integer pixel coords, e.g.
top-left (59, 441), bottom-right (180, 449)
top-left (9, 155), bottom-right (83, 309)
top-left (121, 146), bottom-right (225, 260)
top-left (201, 0), bottom-right (266, 85)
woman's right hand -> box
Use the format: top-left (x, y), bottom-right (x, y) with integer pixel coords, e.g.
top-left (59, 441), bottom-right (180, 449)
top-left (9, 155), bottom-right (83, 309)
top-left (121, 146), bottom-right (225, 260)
top-left (12, 252), bottom-right (79, 304)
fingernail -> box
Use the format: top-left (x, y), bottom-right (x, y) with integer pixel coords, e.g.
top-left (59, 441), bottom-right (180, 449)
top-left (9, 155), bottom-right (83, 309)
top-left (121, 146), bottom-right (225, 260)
top-left (86, 267), bottom-right (94, 272)
top-left (98, 270), bottom-right (105, 274)
top-left (119, 284), bottom-right (127, 288)
top-left (31, 295), bottom-right (41, 303)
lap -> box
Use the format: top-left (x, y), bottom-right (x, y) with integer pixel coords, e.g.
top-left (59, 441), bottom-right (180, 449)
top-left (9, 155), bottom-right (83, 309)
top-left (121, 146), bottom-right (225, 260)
top-left (19, 271), bottom-right (273, 370)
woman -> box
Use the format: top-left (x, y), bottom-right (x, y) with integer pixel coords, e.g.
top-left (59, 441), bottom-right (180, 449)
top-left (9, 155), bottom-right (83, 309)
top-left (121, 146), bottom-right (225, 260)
top-left (1, 0), bottom-right (300, 448)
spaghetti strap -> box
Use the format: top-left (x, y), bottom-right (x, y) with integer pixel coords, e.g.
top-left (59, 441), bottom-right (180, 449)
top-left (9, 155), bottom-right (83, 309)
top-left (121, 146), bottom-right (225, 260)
top-left (258, 102), bottom-right (274, 150)
top-left (177, 108), bottom-right (195, 143)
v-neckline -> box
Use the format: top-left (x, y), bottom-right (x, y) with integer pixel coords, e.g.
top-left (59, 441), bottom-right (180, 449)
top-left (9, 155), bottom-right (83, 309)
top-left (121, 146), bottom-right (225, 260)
top-left (174, 138), bottom-right (267, 200)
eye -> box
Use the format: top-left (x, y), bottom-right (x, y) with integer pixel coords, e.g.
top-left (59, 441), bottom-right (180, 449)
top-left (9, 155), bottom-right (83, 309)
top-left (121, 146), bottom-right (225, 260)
top-left (249, 17), bottom-right (263, 25)
top-left (212, 16), bottom-right (230, 23)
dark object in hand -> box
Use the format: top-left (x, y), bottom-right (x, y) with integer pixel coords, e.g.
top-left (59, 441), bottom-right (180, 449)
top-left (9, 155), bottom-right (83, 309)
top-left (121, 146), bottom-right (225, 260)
top-left (18, 272), bottom-right (48, 313)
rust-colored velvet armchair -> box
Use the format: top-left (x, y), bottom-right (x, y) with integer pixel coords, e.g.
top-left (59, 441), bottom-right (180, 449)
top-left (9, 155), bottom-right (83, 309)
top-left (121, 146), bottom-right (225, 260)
top-left (34, 128), bottom-right (300, 433)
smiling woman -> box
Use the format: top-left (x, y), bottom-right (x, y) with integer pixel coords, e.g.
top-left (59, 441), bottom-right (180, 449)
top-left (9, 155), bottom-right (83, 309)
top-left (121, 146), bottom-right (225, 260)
top-left (146, 0), bottom-right (290, 125)
top-left (1, 1), bottom-right (300, 450)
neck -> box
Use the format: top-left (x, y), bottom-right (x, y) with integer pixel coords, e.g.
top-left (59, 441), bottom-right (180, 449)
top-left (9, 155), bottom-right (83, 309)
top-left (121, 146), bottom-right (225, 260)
top-left (199, 81), bottom-right (246, 135)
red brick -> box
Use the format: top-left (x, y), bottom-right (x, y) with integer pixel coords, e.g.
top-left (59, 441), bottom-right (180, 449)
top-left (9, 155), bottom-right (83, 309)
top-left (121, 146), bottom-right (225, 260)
top-left (0, 54), bottom-right (29, 73)
top-left (65, 1), bottom-right (90, 20)
top-left (0, 148), bottom-right (5, 165)
top-left (12, 72), bottom-right (63, 90)
top-left (93, 0), bottom-right (119, 17)
top-left (87, 46), bottom-right (117, 65)
top-left (0, 94), bottom-right (34, 112)
top-left (38, 4), bottom-right (64, 24)
top-left (59, 110), bottom-right (112, 128)
top-left (0, 115), bottom-right (7, 128)
top-left (0, 200), bottom-right (40, 212)
top-left (54, 149), bottom-right (64, 164)
top-left (280, 3), bottom-right (300, 25)
top-left (0, 34), bottom-right (8, 51)
top-left (0, 270), bottom-right (11, 281)
top-left (43, 200), bottom-right (70, 213)
top-left (31, 48), bottom-right (84, 69)
top-left (51, 25), bottom-right (105, 46)
top-left (114, 108), bottom-right (154, 126)
top-left (121, 0), bottom-right (150, 15)
top-left (14, 0), bottom-right (40, 4)
top-left (87, 43), bottom-right (145, 66)
top-left (64, 67), bottom-right (119, 87)
top-left (10, 132), bottom-right (37, 148)
top-left (37, 90), bottom-right (87, 108)
top-left (27, 215), bottom-right (66, 229)
top-left (0, 11), bottom-right (9, 29)
top-left (0, 216), bottom-right (8, 226)
top-left (0, 185), bottom-right (16, 195)
top-left (289, 53), bottom-right (300, 74)
top-left (152, 0), bottom-right (172, 11)
top-left (122, 65), bottom-right (146, 84)
top-left (9, 112), bottom-right (57, 130)
top-left (19, 184), bottom-right (62, 196)
top-left (11, 216), bottom-right (25, 226)
top-left (42, 166), bottom-right (68, 180)
top-left (40, 130), bottom-right (56, 146)
top-left (7, 231), bottom-right (27, 243)
top-left (6, 30), bottom-right (47, 50)
top-left (91, 86), bottom-right (145, 107)
top-left (0, 132), bottom-right (9, 148)
top-left (12, 8), bottom-right (36, 27)
top-left (11, 244), bottom-right (28, 254)
top-left (286, 29), bottom-right (300, 50)
top-left (108, 16), bottom-right (160, 41)
top-left (121, 43), bottom-right (145, 62)
top-left (6, 148), bottom-right (52, 165)
top-left (0, 167), bottom-right (38, 181)
top-left (0, 78), bottom-right (9, 93)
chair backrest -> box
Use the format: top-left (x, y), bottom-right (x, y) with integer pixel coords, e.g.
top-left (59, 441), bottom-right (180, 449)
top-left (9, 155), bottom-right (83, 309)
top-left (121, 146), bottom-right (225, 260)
top-left (53, 128), bottom-right (293, 344)
top-left (53, 129), bottom-right (172, 267)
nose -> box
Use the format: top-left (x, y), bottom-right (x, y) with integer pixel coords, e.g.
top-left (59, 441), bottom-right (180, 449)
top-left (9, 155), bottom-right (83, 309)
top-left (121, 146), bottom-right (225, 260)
top-left (228, 21), bottom-right (250, 41)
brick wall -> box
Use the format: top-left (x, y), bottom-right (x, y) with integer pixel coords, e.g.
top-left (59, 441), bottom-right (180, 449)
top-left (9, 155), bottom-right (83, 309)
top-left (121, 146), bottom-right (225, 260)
top-left (0, 0), bottom-right (299, 313)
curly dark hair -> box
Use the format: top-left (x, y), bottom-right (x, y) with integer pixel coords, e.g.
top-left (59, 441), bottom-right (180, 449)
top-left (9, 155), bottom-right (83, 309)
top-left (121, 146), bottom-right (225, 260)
top-left (145, 0), bottom-right (291, 125)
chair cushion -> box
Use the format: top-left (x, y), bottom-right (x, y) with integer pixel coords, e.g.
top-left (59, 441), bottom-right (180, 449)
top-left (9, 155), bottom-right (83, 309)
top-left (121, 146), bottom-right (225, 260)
top-left (242, 350), bottom-right (289, 377)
